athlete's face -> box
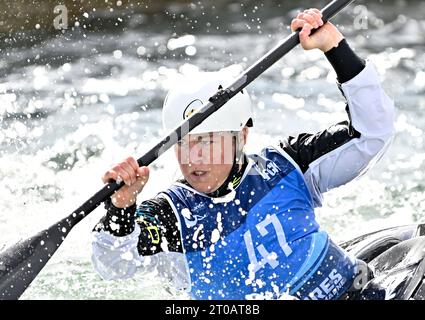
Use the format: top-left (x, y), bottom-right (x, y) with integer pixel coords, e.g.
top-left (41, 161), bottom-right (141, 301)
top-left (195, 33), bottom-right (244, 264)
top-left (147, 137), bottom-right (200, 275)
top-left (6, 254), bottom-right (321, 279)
top-left (175, 129), bottom-right (248, 193)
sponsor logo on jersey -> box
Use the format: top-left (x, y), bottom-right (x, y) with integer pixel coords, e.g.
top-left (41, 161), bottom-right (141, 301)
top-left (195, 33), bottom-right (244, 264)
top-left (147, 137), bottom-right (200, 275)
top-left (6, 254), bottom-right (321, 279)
top-left (304, 269), bottom-right (347, 300)
top-left (253, 158), bottom-right (281, 181)
top-left (181, 207), bottom-right (207, 228)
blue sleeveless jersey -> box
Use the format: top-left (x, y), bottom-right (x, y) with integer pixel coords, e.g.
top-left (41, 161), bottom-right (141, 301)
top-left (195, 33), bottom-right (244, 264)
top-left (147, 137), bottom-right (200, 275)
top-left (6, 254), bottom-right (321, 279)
top-left (160, 146), bottom-right (357, 300)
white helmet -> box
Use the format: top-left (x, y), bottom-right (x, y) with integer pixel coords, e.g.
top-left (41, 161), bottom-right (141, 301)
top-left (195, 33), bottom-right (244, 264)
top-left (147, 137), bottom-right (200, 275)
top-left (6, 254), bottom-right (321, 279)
top-left (162, 71), bottom-right (253, 134)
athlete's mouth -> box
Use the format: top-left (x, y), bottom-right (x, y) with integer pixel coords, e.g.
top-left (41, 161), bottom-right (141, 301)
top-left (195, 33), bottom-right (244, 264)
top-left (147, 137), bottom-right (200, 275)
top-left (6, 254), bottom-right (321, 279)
top-left (191, 170), bottom-right (208, 177)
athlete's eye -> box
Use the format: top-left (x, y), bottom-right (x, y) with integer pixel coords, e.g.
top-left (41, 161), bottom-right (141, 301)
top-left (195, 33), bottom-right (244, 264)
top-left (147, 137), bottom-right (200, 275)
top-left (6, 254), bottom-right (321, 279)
top-left (177, 140), bottom-right (188, 147)
top-left (200, 140), bottom-right (214, 146)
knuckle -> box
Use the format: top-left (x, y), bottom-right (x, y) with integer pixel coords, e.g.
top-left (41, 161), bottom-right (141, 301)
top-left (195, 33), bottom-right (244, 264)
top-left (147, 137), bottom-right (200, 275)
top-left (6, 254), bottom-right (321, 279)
top-left (105, 170), bottom-right (115, 179)
top-left (133, 161), bottom-right (140, 171)
top-left (293, 19), bottom-right (303, 27)
top-left (116, 164), bottom-right (124, 173)
top-left (127, 157), bottom-right (137, 167)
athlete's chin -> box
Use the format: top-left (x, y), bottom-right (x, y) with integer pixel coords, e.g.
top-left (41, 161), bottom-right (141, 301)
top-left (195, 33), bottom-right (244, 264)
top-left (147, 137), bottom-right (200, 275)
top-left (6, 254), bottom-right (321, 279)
top-left (186, 178), bottom-right (218, 193)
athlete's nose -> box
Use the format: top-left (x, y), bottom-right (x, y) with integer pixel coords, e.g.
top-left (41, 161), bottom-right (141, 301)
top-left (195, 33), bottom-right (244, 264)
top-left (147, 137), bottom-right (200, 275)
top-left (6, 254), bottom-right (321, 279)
top-left (188, 142), bottom-right (205, 164)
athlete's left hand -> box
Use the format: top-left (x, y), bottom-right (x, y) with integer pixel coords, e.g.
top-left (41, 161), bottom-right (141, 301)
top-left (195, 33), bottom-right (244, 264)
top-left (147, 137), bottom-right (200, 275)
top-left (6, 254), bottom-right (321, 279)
top-left (291, 8), bottom-right (344, 52)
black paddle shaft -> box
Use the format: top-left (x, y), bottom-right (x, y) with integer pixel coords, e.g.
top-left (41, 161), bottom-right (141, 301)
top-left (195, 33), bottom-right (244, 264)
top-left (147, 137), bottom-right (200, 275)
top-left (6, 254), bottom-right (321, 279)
top-left (0, 0), bottom-right (355, 300)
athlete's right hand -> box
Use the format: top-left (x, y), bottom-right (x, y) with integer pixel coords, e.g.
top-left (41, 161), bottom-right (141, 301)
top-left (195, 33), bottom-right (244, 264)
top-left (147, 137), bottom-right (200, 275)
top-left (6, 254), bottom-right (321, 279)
top-left (102, 157), bottom-right (150, 208)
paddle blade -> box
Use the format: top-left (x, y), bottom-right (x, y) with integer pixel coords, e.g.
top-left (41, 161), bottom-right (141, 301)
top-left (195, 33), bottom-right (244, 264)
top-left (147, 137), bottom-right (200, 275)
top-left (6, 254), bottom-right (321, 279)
top-left (0, 218), bottom-right (72, 300)
top-left (0, 183), bottom-right (119, 300)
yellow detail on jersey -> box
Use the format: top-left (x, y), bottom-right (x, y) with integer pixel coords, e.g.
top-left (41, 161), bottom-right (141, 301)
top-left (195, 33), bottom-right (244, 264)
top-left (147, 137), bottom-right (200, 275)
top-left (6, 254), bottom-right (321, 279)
top-left (137, 217), bottom-right (161, 245)
top-left (146, 225), bottom-right (160, 245)
top-left (231, 176), bottom-right (242, 188)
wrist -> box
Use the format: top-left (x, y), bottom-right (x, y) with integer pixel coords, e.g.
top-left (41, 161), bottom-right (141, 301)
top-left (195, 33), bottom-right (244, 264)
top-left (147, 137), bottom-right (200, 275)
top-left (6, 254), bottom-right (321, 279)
top-left (325, 39), bottom-right (366, 83)
top-left (102, 198), bottom-right (137, 236)
top-left (111, 195), bottom-right (136, 209)
top-left (321, 33), bottom-right (345, 53)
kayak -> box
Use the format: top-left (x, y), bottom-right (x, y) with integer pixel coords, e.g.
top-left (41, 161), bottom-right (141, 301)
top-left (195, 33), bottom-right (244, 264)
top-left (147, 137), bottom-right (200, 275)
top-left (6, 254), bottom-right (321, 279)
top-left (340, 224), bottom-right (425, 300)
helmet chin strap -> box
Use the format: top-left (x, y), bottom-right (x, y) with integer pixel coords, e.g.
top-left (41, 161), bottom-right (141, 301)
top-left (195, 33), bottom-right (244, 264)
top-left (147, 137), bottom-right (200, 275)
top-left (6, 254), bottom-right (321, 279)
top-left (234, 132), bottom-right (245, 167)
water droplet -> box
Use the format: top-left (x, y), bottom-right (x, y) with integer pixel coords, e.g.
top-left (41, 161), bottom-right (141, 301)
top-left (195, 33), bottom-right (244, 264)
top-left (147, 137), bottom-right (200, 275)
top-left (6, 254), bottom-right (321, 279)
top-left (113, 50), bottom-right (123, 59)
